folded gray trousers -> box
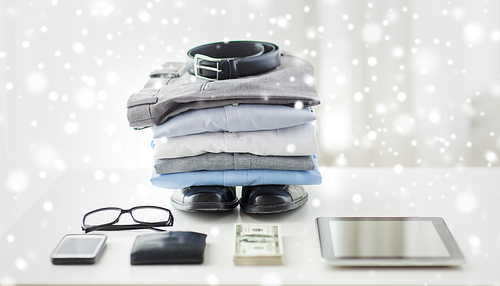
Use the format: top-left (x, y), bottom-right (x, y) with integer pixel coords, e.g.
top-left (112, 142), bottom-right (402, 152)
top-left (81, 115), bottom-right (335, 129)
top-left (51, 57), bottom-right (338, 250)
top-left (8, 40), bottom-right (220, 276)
top-left (154, 153), bottom-right (315, 174)
top-left (127, 53), bottom-right (321, 129)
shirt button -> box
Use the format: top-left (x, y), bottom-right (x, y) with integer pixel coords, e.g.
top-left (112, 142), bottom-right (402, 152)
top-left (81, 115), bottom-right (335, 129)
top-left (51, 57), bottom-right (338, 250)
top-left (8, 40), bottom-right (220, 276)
top-left (232, 132), bottom-right (240, 138)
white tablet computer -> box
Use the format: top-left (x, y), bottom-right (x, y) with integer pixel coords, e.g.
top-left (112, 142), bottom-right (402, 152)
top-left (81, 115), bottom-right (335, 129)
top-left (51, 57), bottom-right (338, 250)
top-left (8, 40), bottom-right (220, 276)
top-left (316, 217), bottom-right (465, 266)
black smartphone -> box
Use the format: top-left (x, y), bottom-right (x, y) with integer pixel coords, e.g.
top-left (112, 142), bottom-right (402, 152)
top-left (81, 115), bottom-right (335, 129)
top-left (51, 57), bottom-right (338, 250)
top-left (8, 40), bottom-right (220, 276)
top-left (51, 234), bottom-right (107, 265)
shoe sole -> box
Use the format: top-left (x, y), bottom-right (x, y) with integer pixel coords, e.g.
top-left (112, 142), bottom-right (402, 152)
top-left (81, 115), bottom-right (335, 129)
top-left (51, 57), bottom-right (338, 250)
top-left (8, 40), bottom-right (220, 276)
top-left (171, 198), bottom-right (239, 212)
top-left (240, 193), bottom-right (308, 214)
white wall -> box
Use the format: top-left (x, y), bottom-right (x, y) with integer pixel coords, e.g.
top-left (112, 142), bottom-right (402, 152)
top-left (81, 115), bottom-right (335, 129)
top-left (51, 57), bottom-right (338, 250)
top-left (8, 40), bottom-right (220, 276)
top-left (315, 0), bottom-right (500, 167)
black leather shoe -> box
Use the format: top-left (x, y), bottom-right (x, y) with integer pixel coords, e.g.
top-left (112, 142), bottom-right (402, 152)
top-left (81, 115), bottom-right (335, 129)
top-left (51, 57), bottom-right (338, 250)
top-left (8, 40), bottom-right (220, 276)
top-left (240, 185), bottom-right (308, 214)
top-left (171, 186), bottom-right (239, 212)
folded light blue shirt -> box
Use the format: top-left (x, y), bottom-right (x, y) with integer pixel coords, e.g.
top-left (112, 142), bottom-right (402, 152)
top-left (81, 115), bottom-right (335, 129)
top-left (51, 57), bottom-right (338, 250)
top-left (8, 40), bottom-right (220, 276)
top-left (153, 104), bottom-right (316, 138)
top-left (150, 155), bottom-right (322, 189)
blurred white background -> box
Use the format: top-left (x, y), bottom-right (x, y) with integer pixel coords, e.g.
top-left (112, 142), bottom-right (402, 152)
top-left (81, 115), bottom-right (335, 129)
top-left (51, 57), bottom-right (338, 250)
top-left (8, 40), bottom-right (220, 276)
top-left (1, 0), bottom-right (499, 235)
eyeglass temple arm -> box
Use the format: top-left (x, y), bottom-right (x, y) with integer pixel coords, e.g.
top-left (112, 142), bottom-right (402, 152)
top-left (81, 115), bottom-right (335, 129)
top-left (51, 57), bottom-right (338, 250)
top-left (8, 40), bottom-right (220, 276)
top-left (83, 222), bottom-right (172, 233)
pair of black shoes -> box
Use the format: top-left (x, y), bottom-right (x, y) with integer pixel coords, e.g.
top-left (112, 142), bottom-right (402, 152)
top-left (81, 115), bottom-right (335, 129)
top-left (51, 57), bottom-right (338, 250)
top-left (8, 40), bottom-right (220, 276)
top-left (171, 185), bottom-right (308, 214)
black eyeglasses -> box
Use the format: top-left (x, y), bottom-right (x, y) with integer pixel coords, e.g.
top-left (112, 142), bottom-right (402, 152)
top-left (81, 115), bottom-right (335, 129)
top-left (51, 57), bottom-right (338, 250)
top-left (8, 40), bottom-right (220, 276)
top-left (82, 206), bottom-right (174, 233)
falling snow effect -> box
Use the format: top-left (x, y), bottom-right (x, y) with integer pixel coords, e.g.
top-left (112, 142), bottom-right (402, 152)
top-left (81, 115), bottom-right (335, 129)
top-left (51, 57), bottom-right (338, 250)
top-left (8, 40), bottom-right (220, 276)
top-left (94, 171), bottom-right (105, 181)
top-left (210, 227), bottom-right (220, 236)
top-left (286, 144), bottom-right (296, 154)
top-left (5, 171), bottom-right (30, 193)
top-left (14, 259), bottom-right (28, 271)
top-left (1, 1), bottom-right (499, 243)
top-left (43, 202), bottom-right (53, 212)
top-left (455, 192), bottom-right (477, 214)
top-left (393, 164), bottom-right (404, 174)
top-left (352, 194), bottom-right (363, 204)
top-left (109, 173), bottom-right (120, 184)
top-left (206, 274), bottom-right (219, 286)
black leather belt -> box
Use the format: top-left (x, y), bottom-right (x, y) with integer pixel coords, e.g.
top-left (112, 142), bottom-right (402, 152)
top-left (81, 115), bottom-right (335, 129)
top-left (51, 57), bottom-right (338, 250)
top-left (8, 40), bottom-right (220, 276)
top-left (186, 41), bottom-right (281, 81)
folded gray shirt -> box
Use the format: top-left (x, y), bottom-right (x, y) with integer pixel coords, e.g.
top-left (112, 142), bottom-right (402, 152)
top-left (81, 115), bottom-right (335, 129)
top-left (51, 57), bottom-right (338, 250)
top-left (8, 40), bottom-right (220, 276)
top-left (154, 153), bottom-right (315, 174)
top-left (127, 54), bottom-right (321, 129)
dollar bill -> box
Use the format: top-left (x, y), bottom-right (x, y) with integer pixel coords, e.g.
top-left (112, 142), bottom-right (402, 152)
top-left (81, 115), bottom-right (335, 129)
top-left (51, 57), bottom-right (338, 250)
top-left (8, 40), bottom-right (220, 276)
top-left (234, 224), bottom-right (283, 265)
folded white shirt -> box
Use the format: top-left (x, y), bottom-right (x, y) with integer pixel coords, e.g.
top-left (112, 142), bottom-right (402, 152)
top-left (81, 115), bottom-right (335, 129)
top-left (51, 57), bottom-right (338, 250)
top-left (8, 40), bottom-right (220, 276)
top-left (153, 104), bottom-right (316, 138)
top-left (153, 121), bottom-right (319, 159)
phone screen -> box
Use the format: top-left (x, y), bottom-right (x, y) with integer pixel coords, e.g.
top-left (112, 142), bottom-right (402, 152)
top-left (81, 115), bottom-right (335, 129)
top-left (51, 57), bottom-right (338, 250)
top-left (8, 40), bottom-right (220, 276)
top-left (55, 236), bottom-right (104, 255)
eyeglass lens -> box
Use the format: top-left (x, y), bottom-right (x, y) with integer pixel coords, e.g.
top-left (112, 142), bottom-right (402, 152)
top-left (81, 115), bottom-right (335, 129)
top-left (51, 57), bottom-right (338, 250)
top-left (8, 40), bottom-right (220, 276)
top-left (131, 207), bottom-right (171, 223)
top-left (84, 208), bottom-right (121, 226)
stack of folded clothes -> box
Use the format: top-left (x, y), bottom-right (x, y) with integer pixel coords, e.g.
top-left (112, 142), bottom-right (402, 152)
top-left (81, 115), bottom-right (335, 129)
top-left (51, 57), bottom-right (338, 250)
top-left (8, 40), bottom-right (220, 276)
top-left (127, 41), bottom-right (322, 214)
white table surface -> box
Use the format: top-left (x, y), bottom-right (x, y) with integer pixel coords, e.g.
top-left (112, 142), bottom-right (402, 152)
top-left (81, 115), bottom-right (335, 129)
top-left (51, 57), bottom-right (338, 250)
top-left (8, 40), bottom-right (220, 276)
top-left (1, 167), bottom-right (499, 286)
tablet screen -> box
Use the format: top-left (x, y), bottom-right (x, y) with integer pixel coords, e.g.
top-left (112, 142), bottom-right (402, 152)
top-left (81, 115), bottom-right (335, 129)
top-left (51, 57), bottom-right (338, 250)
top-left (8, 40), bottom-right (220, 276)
top-left (330, 220), bottom-right (450, 258)
top-left (316, 217), bottom-right (465, 266)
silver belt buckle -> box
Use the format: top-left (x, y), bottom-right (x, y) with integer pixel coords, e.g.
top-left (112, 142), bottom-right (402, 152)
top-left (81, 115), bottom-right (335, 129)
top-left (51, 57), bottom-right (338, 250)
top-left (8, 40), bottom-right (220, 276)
top-left (194, 54), bottom-right (222, 81)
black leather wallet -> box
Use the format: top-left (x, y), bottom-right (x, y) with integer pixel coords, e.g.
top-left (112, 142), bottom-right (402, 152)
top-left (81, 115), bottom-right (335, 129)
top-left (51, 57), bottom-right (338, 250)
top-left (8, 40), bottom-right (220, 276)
top-left (130, 231), bottom-right (207, 265)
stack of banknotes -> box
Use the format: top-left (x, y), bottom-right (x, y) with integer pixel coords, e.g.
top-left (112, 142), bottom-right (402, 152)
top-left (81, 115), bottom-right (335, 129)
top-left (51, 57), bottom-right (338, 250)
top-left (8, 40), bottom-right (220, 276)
top-left (233, 224), bottom-right (284, 265)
